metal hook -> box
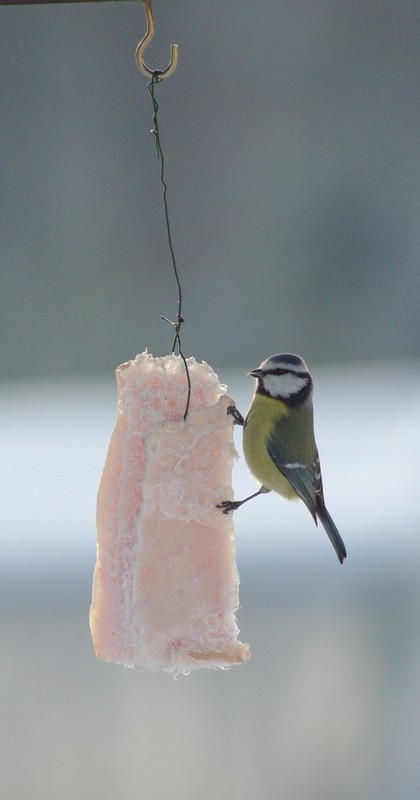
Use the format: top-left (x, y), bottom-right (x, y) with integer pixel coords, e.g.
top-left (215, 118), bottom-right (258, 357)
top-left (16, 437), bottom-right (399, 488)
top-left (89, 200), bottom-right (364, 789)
top-left (136, 0), bottom-right (179, 80)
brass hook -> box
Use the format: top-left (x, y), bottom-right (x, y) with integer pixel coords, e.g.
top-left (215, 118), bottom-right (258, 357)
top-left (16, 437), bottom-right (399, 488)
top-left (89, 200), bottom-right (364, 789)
top-left (136, 0), bottom-right (179, 80)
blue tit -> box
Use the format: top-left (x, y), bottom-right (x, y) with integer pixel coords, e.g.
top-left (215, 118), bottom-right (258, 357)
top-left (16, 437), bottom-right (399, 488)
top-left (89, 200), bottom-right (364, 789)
top-left (217, 353), bottom-right (346, 564)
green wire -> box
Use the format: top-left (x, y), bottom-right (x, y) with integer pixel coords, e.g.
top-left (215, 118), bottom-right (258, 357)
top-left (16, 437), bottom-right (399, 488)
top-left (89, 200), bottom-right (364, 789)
top-left (148, 73), bottom-right (191, 421)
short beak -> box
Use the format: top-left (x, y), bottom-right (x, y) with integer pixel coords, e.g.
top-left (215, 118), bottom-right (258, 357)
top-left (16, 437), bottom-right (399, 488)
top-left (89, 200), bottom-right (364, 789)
top-left (248, 368), bottom-right (263, 378)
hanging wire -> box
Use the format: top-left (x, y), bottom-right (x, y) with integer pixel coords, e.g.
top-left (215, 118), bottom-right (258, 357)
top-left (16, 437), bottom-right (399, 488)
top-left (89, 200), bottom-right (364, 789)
top-left (148, 74), bottom-right (191, 421)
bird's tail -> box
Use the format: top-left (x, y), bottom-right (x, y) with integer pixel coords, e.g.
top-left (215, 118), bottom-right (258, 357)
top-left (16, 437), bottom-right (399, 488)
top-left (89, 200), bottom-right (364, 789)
top-left (316, 502), bottom-right (347, 564)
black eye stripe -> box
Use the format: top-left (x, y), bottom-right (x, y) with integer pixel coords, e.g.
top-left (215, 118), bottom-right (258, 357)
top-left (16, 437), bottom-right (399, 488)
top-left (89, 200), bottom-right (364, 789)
top-left (264, 368), bottom-right (307, 378)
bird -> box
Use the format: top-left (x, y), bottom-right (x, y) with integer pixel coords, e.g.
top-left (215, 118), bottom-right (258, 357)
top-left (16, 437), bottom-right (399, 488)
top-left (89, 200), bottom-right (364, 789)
top-left (217, 353), bottom-right (347, 564)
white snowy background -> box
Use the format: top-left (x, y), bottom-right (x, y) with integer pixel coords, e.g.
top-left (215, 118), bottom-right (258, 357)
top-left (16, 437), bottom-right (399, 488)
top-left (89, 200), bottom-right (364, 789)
top-left (2, 362), bottom-right (420, 574)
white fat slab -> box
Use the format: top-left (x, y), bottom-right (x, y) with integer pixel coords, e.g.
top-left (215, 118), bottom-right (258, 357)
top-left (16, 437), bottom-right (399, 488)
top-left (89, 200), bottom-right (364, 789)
top-left (262, 372), bottom-right (308, 399)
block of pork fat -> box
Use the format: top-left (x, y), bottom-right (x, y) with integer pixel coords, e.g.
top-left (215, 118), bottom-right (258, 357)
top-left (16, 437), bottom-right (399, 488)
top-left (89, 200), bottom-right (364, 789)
top-left (90, 351), bottom-right (250, 674)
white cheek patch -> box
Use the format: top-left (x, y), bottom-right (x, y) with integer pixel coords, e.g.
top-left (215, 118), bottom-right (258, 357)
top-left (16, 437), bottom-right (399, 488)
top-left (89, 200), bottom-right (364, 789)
top-left (263, 372), bottom-right (307, 398)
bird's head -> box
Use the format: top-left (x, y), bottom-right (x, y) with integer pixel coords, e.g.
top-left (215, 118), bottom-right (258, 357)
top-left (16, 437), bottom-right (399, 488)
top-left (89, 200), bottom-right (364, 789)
top-left (249, 353), bottom-right (313, 406)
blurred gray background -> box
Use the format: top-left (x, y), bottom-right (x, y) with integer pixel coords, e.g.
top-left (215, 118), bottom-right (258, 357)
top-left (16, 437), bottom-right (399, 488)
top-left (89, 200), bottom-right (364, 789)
top-left (1, 2), bottom-right (420, 799)
top-left (1, 0), bottom-right (420, 375)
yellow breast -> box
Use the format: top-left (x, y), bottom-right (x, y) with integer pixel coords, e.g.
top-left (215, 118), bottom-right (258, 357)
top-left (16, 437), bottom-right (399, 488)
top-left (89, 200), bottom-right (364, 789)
top-left (242, 394), bottom-right (298, 500)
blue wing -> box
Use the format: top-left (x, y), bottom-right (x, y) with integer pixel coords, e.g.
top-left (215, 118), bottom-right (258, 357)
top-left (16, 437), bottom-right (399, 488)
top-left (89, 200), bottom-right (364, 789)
top-left (266, 439), bottom-right (321, 522)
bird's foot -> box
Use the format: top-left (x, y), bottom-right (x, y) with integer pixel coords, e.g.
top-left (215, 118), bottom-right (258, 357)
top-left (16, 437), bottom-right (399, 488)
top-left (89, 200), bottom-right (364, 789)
top-left (226, 405), bottom-right (245, 426)
top-left (216, 499), bottom-right (243, 514)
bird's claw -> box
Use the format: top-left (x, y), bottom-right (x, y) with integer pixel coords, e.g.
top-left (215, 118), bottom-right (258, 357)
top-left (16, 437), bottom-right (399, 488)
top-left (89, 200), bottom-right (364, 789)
top-left (227, 405), bottom-right (244, 426)
top-left (216, 499), bottom-right (242, 514)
